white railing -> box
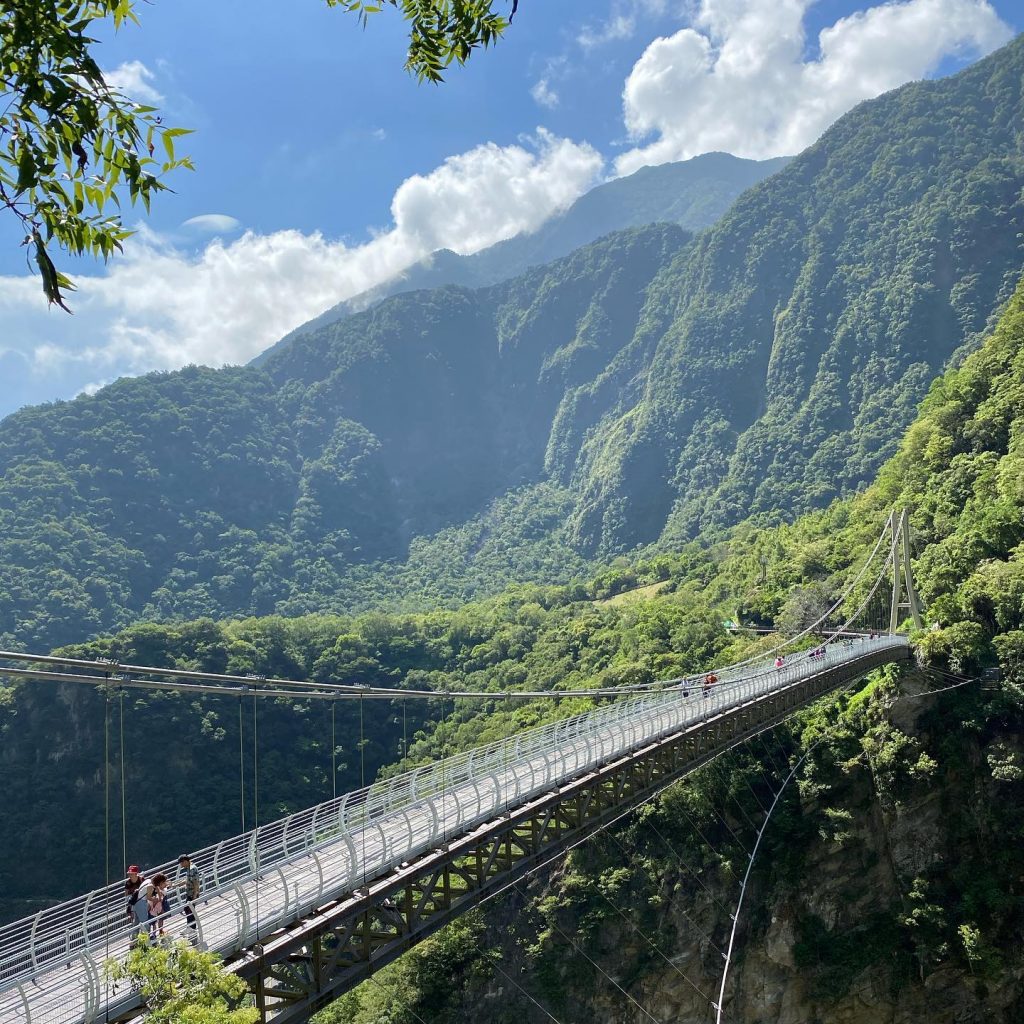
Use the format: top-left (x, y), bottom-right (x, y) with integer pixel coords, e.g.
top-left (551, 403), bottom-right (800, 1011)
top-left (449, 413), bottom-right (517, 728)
top-left (0, 634), bottom-right (908, 1024)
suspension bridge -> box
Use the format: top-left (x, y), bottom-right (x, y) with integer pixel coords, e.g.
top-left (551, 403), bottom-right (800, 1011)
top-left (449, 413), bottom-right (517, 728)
top-left (0, 511), bottom-right (927, 1024)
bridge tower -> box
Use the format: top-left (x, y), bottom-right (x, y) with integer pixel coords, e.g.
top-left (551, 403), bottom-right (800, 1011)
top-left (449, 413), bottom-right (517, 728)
top-left (888, 507), bottom-right (923, 632)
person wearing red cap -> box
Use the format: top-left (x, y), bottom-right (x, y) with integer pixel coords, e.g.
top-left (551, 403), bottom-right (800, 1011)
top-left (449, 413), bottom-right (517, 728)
top-left (124, 865), bottom-right (148, 939)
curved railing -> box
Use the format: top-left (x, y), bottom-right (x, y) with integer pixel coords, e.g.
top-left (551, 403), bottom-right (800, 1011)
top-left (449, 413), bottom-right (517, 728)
top-left (0, 634), bottom-right (908, 1024)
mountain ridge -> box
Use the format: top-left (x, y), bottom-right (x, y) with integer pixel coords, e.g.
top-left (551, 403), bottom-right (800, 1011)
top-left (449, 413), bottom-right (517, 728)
top-left (2, 37), bottom-right (1024, 651)
top-left (253, 152), bottom-right (790, 365)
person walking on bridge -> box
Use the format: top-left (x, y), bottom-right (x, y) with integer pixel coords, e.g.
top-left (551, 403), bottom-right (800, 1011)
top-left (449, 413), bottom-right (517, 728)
top-left (124, 865), bottom-right (146, 939)
top-left (177, 854), bottom-right (201, 936)
top-left (145, 874), bottom-right (170, 941)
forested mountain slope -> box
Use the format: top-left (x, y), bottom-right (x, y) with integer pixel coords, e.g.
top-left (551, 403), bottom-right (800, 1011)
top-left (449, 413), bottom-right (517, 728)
top-left (562, 33), bottom-right (1024, 552)
top-left (2, 37), bottom-right (1024, 656)
top-left (0, 226), bottom-right (688, 651)
top-left (264, 33), bottom-right (1024, 554)
top-left (225, 32), bottom-right (1024, 561)
top-left (256, 152), bottom-right (789, 363)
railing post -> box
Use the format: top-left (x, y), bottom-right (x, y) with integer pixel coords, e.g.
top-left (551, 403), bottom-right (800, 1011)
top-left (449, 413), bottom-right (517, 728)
top-left (27, 910), bottom-right (43, 974)
top-left (80, 890), bottom-right (97, 955)
top-left (211, 838), bottom-right (227, 889)
top-left (15, 982), bottom-right (32, 1024)
top-left (234, 885), bottom-right (251, 951)
top-left (274, 867), bottom-right (291, 919)
top-left (79, 952), bottom-right (102, 1024)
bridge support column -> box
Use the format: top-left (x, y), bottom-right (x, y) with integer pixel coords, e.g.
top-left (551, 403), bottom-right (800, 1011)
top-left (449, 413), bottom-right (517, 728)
top-left (889, 508), bottom-right (924, 632)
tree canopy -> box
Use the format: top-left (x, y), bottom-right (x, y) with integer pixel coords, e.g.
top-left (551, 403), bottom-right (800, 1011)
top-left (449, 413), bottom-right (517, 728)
top-left (0, 0), bottom-right (517, 308)
top-left (104, 939), bottom-right (259, 1024)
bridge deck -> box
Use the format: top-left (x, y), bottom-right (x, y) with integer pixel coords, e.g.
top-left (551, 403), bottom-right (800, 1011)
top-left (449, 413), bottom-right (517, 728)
top-left (0, 635), bottom-right (910, 1024)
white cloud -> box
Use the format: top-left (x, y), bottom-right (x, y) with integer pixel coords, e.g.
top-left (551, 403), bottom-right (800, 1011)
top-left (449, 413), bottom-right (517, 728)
top-left (182, 214), bottom-right (242, 234)
top-left (578, 0), bottom-right (669, 49)
top-left (580, 14), bottom-right (637, 48)
top-left (616, 0), bottom-right (1013, 174)
top-left (531, 77), bottom-right (560, 109)
top-left (0, 130), bottom-right (602, 409)
top-left (389, 129), bottom-right (602, 254)
top-left (103, 60), bottom-right (164, 104)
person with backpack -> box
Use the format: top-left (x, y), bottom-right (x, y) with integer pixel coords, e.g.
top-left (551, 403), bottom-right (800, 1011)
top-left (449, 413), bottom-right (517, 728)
top-left (124, 865), bottom-right (147, 939)
top-left (177, 854), bottom-right (201, 933)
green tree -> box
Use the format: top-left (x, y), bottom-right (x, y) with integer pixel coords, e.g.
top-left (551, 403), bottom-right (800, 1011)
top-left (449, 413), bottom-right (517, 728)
top-left (326, 0), bottom-right (515, 81)
top-left (0, 0), bottom-right (517, 308)
top-left (104, 939), bottom-right (259, 1024)
top-left (1, 0), bottom-right (193, 309)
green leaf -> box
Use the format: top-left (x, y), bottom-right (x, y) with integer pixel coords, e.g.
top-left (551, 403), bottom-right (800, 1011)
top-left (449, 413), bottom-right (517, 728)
top-left (15, 146), bottom-right (36, 192)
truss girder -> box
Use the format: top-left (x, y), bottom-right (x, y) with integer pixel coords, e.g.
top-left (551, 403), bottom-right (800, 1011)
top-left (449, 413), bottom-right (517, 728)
top-left (234, 645), bottom-right (907, 1023)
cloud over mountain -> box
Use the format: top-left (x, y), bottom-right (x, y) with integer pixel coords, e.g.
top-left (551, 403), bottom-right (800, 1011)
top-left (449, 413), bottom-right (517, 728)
top-left (616, 0), bottom-right (1012, 174)
top-left (0, 130), bottom-right (601, 416)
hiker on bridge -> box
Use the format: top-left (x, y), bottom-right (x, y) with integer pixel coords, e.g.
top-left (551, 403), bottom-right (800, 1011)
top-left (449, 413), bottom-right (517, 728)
top-left (177, 854), bottom-right (201, 934)
top-left (125, 865), bottom-right (147, 938)
top-left (145, 873), bottom-right (170, 941)
top-left (702, 672), bottom-right (718, 697)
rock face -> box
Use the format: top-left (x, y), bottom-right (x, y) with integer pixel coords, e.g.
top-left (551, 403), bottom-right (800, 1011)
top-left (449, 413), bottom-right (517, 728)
top-left (418, 681), bottom-right (1024, 1024)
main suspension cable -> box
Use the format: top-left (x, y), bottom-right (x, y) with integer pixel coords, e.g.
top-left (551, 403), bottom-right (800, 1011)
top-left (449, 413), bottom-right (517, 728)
top-left (714, 741), bottom-right (819, 1024)
top-left (509, 877), bottom-right (661, 1024)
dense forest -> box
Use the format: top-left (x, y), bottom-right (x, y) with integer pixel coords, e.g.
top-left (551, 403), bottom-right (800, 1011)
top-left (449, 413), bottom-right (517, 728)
top-left (1, 37), bottom-right (1024, 661)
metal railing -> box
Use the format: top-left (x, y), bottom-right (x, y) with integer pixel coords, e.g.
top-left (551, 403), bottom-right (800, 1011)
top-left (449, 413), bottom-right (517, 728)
top-left (0, 634), bottom-right (908, 1024)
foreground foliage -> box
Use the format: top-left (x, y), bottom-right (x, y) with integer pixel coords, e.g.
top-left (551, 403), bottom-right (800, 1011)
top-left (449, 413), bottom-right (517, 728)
top-left (104, 939), bottom-right (258, 1024)
top-left (0, 0), bottom-right (192, 308)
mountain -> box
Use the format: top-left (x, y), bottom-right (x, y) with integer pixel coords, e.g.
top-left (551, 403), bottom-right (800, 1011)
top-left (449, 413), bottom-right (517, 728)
top-left (558, 35), bottom-right (1024, 553)
top-left (0, 225), bottom-right (689, 650)
top-left (1, 37), bottom-right (1024, 653)
top-left (264, 33), bottom-right (1024, 560)
top-left (254, 152), bottom-right (790, 364)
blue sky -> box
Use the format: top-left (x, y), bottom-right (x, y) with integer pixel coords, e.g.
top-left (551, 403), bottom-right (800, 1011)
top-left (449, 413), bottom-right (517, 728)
top-left (0, 0), bottom-right (1019, 418)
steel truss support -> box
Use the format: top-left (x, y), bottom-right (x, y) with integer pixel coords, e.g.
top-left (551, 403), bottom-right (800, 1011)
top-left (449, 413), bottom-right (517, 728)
top-left (232, 644), bottom-right (910, 1024)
